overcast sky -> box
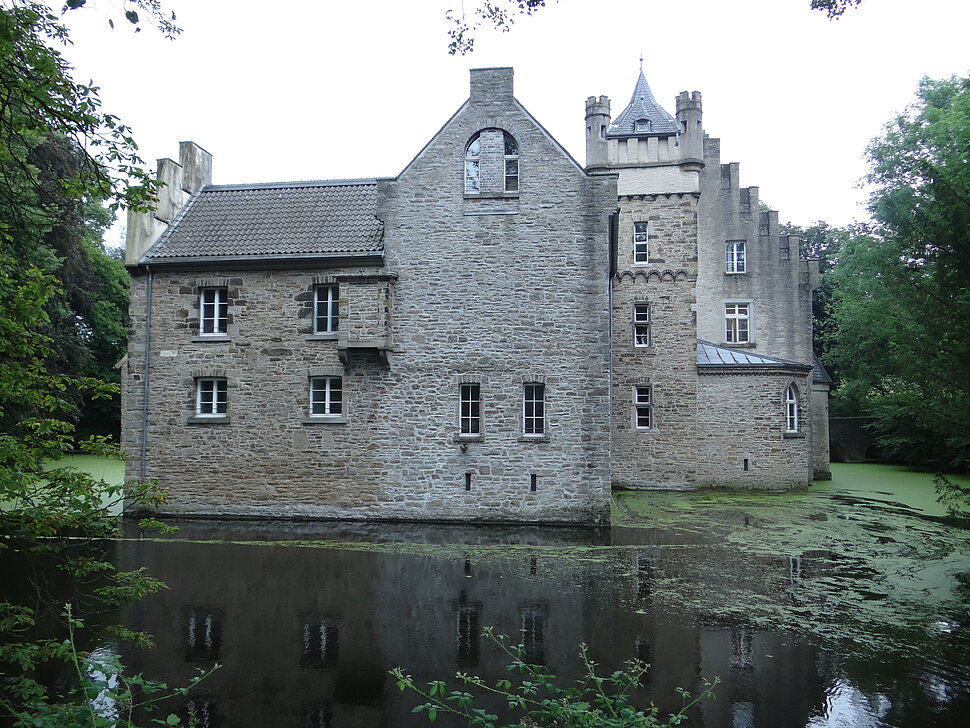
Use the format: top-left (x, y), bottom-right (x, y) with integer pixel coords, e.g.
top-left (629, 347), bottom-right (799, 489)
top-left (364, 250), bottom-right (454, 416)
top-left (59, 0), bottom-right (969, 242)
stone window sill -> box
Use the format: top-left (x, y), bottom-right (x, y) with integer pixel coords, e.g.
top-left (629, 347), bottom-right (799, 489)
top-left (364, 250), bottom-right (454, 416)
top-left (784, 431), bottom-right (806, 439)
top-left (303, 416), bottom-right (348, 425)
top-left (518, 434), bottom-right (550, 443)
top-left (634, 346), bottom-right (656, 355)
top-left (724, 271), bottom-right (747, 276)
top-left (306, 333), bottom-right (338, 341)
top-left (188, 415), bottom-right (230, 424)
top-left (454, 434), bottom-right (484, 443)
top-left (463, 192), bottom-right (519, 200)
top-left (192, 335), bottom-right (230, 343)
top-left (721, 342), bottom-right (757, 348)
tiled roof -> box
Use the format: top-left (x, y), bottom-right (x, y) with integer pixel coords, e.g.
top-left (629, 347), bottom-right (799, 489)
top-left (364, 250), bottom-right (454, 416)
top-left (143, 179), bottom-right (384, 262)
top-left (607, 69), bottom-right (680, 138)
top-left (696, 341), bottom-right (812, 369)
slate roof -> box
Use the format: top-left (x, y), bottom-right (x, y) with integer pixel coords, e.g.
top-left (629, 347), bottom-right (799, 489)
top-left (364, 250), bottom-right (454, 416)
top-left (813, 354), bottom-right (834, 385)
top-left (696, 341), bottom-right (813, 370)
top-left (607, 69), bottom-right (680, 138)
top-left (143, 179), bottom-right (384, 262)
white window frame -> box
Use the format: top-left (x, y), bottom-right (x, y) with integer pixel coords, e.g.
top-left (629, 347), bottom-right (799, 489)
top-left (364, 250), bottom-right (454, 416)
top-left (464, 134), bottom-right (481, 193)
top-left (459, 383), bottom-right (481, 435)
top-left (785, 385), bottom-right (799, 433)
top-left (309, 376), bottom-right (343, 417)
top-left (634, 386), bottom-right (652, 429)
top-left (195, 378), bottom-right (227, 417)
top-left (313, 284), bottom-right (339, 335)
top-left (199, 287), bottom-right (228, 336)
top-left (633, 222), bottom-right (649, 265)
top-left (504, 131), bottom-right (519, 192)
top-left (726, 241), bottom-right (746, 274)
top-left (633, 303), bottom-right (651, 347)
top-left (523, 383), bottom-right (545, 436)
top-left (725, 302), bottom-right (750, 344)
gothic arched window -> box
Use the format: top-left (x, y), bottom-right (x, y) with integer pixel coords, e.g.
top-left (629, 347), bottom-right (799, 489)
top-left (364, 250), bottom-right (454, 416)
top-left (464, 134), bottom-right (482, 193)
top-left (785, 385), bottom-right (799, 433)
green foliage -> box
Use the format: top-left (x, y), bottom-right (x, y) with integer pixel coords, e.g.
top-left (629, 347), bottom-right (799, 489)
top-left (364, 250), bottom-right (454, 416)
top-left (391, 627), bottom-right (716, 727)
top-left (825, 76), bottom-right (970, 471)
top-left (2, 604), bottom-right (216, 728)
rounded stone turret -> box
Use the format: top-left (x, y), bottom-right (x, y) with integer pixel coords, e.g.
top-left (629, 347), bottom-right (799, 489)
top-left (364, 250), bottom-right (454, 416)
top-left (675, 91), bottom-right (704, 168)
top-left (585, 95), bottom-right (611, 172)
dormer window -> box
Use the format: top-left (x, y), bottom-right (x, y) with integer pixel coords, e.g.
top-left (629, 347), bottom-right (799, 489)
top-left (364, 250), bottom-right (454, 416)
top-left (634, 118), bottom-right (651, 133)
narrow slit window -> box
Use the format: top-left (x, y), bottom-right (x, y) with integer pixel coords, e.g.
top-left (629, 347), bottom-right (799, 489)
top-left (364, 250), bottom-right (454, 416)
top-left (504, 132), bottom-right (519, 192)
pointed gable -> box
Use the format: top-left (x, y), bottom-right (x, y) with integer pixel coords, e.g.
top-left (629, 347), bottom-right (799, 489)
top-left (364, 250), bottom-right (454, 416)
top-left (607, 68), bottom-right (680, 138)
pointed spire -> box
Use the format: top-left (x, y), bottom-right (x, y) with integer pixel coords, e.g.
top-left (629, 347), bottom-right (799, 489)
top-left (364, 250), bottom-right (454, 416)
top-left (607, 65), bottom-right (679, 138)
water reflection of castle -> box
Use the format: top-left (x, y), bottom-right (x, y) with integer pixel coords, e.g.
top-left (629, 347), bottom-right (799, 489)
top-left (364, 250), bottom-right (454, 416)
top-left (119, 522), bottom-right (826, 728)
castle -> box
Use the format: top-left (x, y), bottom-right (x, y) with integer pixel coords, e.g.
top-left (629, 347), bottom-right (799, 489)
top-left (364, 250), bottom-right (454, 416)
top-left (122, 67), bottom-right (830, 523)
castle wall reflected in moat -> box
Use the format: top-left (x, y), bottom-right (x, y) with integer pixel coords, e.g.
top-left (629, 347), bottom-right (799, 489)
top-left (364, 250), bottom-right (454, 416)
top-left (118, 520), bottom-right (837, 728)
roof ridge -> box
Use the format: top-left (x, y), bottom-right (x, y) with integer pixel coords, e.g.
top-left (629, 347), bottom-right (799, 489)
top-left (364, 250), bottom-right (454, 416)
top-left (203, 178), bottom-right (379, 192)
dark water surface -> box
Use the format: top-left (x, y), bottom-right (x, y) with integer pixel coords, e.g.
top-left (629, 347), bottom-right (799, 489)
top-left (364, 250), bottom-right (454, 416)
top-left (112, 465), bottom-right (968, 727)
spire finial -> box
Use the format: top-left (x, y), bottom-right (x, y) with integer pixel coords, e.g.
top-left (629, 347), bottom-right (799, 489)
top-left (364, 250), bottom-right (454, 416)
top-left (639, 53), bottom-right (643, 71)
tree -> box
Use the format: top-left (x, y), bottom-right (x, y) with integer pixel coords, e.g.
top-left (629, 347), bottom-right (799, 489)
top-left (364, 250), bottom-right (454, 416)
top-left (826, 76), bottom-right (970, 471)
top-left (1, 3), bottom-right (190, 723)
top-left (445, 1), bottom-right (865, 54)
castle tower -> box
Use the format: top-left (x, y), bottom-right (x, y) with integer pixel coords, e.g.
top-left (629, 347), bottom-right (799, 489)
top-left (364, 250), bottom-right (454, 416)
top-left (591, 66), bottom-right (703, 489)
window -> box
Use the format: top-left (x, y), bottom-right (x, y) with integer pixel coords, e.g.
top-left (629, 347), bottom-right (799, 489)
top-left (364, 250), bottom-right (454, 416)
top-left (302, 618), bottom-right (338, 667)
top-left (520, 607), bottom-right (545, 665)
top-left (464, 135), bottom-right (481, 193)
top-left (456, 604), bottom-right (480, 667)
top-left (185, 608), bottom-right (222, 660)
top-left (523, 383), bottom-right (545, 435)
top-left (786, 385), bottom-right (799, 433)
top-left (199, 287), bottom-right (227, 336)
top-left (314, 285), bottom-right (339, 334)
top-left (465, 130), bottom-right (519, 194)
top-left (459, 384), bottom-right (481, 435)
top-left (504, 132), bottom-right (519, 192)
top-left (310, 377), bottom-right (342, 417)
top-left (725, 303), bottom-right (750, 343)
top-left (195, 378), bottom-right (227, 416)
top-left (726, 241), bottom-right (746, 273)
top-left (634, 386), bottom-right (652, 429)
top-left (633, 303), bottom-right (651, 347)
top-left (634, 118), bottom-right (651, 133)
top-left (633, 222), bottom-right (649, 264)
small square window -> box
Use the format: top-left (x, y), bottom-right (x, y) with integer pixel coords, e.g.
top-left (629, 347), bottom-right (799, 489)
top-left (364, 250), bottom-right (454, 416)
top-left (196, 378), bottom-right (227, 416)
top-left (634, 386), bottom-right (652, 429)
top-left (633, 303), bottom-right (651, 347)
top-left (310, 377), bottom-right (343, 416)
top-left (633, 222), bottom-right (649, 265)
top-left (314, 285), bottom-right (339, 334)
top-left (199, 287), bottom-right (228, 336)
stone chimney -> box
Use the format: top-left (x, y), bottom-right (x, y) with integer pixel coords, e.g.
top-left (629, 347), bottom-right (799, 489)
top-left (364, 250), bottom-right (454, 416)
top-left (125, 141), bottom-right (212, 265)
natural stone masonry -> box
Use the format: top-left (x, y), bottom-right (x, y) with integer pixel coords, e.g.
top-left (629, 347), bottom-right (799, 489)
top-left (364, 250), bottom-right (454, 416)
top-left (122, 66), bottom-right (829, 523)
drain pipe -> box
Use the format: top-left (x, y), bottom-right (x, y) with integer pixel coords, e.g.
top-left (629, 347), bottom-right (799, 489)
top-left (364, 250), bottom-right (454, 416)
top-left (139, 265), bottom-right (154, 482)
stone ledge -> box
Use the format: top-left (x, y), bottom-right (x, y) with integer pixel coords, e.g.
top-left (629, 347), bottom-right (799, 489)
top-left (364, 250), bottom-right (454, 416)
top-left (191, 335), bottom-right (230, 343)
top-left (187, 415), bottom-right (230, 424)
top-left (302, 416), bottom-right (348, 425)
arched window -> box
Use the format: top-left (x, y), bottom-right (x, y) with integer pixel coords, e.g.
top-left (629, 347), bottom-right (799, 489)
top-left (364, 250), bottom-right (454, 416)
top-left (464, 134), bottom-right (482, 193)
top-left (785, 385), bottom-right (799, 433)
top-left (464, 130), bottom-right (520, 194)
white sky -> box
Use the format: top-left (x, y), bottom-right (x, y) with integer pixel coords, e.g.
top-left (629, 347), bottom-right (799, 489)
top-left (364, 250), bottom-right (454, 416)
top-left (58, 0), bottom-right (969, 241)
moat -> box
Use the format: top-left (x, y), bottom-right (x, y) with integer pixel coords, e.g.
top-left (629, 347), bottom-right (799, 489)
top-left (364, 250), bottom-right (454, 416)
top-left (28, 463), bottom-right (970, 726)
